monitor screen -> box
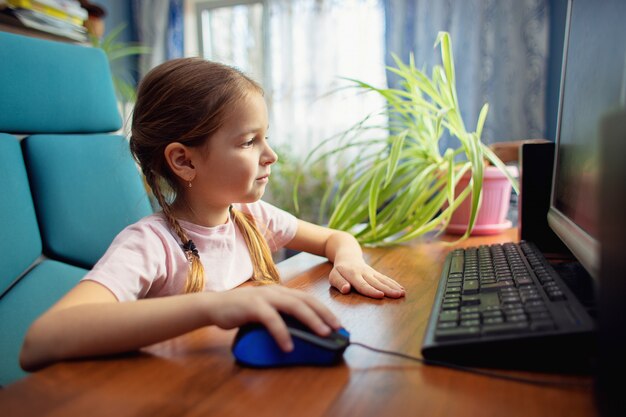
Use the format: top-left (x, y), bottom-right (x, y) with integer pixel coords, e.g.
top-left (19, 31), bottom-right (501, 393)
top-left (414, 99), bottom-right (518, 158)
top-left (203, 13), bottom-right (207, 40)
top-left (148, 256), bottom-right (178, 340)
top-left (548, 0), bottom-right (626, 281)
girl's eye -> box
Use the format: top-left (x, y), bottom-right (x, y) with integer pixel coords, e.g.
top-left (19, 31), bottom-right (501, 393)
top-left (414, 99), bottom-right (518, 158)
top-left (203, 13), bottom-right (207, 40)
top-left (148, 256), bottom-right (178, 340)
top-left (241, 136), bottom-right (268, 148)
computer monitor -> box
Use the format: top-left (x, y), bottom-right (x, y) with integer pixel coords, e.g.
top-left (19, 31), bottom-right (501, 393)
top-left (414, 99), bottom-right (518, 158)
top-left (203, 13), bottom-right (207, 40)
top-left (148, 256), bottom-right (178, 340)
top-left (547, 0), bottom-right (626, 281)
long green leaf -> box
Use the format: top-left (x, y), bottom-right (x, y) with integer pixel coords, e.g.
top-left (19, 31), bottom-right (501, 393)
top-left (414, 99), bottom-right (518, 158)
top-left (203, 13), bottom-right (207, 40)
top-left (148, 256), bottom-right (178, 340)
top-left (385, 131), bottom-right (408, 186)
top-left (296, 31), bottom-right (516, 246)
top-left (476, 103), bottom-right (490, 139)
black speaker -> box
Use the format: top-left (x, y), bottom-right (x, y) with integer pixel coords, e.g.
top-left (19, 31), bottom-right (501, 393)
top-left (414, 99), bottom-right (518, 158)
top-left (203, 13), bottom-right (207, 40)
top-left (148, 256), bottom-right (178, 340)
top-left (518, 142), bottom-right (570, 255)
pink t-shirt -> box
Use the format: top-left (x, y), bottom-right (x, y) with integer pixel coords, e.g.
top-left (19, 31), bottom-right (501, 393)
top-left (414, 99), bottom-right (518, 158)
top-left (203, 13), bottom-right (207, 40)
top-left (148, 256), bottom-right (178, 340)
top-left (82, 200), bottom-right (298, 301)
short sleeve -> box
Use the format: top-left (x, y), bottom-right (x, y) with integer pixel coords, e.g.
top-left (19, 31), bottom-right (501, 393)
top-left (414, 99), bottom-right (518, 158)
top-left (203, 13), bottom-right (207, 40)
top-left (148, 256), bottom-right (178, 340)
top-left (81, 220), bottom-right (172, 301)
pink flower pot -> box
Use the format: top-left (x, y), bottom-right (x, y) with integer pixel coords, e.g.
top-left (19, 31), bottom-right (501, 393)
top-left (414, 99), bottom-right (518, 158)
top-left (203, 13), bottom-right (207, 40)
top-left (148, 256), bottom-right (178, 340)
top-left (445, 165), bottom-right (518, 235)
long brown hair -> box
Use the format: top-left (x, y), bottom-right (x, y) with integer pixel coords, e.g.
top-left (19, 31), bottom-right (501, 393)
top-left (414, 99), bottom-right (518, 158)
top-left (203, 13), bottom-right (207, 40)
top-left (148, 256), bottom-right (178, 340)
top-left (130, 58), bottom-right (280, 293)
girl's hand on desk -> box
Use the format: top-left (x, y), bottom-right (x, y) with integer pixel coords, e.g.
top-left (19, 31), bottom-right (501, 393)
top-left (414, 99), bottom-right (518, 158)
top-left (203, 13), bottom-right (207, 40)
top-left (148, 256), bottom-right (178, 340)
top-left (286, 221), bottom-right (405, 300)
top-left (329, 261), bottom-right (406, 299)
top-left (206, 285), bottom-right (341, 352)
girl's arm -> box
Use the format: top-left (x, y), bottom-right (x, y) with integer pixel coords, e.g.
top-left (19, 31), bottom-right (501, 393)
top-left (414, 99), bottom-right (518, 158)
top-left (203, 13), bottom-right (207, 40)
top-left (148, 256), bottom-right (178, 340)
top-left (20, 280), bottom-right (340, 372)
top-left (286, 220), bottom-right (405, 299)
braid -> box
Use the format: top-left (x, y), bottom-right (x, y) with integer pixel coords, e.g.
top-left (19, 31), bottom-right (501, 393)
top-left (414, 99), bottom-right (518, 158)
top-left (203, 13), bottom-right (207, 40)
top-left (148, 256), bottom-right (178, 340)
top-left (144, 170), bottom-right (206, 293)
top-left (231, 208), bottom-right (280, 284)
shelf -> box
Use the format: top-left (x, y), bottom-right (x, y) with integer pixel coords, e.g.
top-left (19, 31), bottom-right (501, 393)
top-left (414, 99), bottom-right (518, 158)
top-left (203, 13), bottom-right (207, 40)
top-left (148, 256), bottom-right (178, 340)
top-left (0, 9), bottom-right (85, 43)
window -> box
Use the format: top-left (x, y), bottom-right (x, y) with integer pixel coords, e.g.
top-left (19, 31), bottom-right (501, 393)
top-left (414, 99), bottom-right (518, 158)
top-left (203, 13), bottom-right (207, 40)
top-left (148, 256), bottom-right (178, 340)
top-left (185, 0), bottom-right (387, 156)
top-left (196, 1), bottom-right (265, 81)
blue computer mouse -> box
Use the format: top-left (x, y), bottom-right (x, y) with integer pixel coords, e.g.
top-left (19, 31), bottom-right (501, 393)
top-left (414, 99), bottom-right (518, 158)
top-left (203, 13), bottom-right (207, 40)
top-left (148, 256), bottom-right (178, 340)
top-left (232, 314), bottom-right (350, 367)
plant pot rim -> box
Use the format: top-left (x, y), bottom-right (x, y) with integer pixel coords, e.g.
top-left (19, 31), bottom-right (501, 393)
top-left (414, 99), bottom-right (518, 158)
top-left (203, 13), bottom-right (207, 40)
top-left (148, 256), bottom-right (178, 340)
top-left (446, 219), bottom-right (512, 235)
top-left (457, 164), bottom-right (518, 180)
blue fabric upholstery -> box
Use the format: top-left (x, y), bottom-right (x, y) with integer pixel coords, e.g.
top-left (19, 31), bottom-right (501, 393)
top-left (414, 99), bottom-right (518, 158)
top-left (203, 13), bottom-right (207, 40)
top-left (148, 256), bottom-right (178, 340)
top-left (23, 134), bottom-right (153, 268)
top-left (0, 260), bottom-right (88, 386)
top-left (0, 31), bottom-right (121, 134)
top-left (0, 134), bottom-right (42, 296)
top-left (0, 32), bottom-right (153, 386)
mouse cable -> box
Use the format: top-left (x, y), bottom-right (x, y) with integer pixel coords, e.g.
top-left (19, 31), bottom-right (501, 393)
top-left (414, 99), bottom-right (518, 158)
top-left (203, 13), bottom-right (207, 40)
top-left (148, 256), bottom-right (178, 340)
top-left (349, 341), bottom-right (593, 388)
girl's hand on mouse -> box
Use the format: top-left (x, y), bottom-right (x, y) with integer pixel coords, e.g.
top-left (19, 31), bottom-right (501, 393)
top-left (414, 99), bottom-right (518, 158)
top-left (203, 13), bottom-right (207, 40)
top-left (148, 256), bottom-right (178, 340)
top-left (328, 260), bottom-right (405, 299)
top-left (205, 285), bottom-right (341, 351)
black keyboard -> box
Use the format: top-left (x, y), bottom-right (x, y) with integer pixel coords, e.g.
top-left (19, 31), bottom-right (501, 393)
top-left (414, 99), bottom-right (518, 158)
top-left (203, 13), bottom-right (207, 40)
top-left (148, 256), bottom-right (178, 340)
top-left (421, 241), bottom-right (596, 371)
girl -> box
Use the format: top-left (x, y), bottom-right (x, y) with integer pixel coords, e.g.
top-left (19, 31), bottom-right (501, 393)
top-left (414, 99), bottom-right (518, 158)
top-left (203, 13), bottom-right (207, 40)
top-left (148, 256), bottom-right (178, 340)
top-left (20, 58), bottom-right (405, 372)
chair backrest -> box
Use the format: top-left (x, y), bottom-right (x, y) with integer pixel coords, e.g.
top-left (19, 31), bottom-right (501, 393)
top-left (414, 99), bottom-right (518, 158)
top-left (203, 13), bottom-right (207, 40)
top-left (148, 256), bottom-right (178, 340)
top-left (0, 31), bottom-right (153, 385)
top-left (0, 31), bottom-right (121, 134)
top-left (23, 134), bottom-right (154, 267)
top-left (0, 31), bottom-right (153, 269)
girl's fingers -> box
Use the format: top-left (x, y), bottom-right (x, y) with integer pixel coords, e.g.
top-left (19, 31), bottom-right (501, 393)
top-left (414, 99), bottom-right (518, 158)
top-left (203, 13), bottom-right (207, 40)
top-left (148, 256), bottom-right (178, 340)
top-left (283, 298), bottom-right (336, 336)
top-left (340, 273), bottom-right (385, 299)
top-left (369, 273), bottom-right (405, 297)
top-left (328, 269), bottom-right (352, 294)
top-left (254, 305), bottom-right (294, 351)
top-left (262, 286), bottom-right (340, 339)
top-left (332, 265), bottom-right (405, 299)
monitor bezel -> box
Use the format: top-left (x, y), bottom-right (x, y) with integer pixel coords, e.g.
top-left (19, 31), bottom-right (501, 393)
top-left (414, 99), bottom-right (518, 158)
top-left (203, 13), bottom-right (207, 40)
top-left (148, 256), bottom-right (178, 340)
top-left (547, 0), bottom-right (600, 280)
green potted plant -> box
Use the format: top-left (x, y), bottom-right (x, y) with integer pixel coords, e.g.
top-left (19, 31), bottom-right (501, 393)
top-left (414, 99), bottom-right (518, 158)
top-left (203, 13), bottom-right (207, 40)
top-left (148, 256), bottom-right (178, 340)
top-left (90, 24), bottom-right (151, 122)
top-left (294, 31), bottom-right (518, 246)
top-left (266, 143), bottom-right (332, 225)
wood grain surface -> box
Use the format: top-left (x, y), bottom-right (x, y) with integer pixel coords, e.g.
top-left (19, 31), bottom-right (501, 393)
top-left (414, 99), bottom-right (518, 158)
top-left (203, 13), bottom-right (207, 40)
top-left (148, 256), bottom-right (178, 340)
top-left (0, 229), bottom-right (597, 417)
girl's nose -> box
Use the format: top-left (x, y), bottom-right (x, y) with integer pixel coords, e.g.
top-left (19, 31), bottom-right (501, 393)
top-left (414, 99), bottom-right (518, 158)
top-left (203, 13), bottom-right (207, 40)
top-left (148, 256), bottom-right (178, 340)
top-left (261, 142), bottom-right (278, 166)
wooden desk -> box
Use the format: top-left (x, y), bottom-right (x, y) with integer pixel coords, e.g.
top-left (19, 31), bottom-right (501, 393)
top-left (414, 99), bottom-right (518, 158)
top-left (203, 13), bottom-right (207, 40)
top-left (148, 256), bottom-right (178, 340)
top-left (0, 230), bottom-right (597, 417)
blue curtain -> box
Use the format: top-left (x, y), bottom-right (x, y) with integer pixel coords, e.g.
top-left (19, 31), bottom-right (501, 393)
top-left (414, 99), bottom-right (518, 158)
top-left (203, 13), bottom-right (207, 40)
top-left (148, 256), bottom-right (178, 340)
top-left (167, 0), bottom-right (184, 60)
top-left (384, 0), bottom-right (550, 146)
top-left (133, 0), bottom-right (184, 77)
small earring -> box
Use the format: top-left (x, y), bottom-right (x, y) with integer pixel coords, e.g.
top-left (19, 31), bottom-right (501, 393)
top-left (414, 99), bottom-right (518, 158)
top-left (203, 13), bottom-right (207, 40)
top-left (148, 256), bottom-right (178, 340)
top-left (188, 181), bottom-right (192, 188)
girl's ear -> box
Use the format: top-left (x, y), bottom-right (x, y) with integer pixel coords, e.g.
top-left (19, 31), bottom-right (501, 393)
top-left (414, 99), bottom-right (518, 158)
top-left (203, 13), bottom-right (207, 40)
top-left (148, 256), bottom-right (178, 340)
top-left (164, 142), bottom-right (196, 183)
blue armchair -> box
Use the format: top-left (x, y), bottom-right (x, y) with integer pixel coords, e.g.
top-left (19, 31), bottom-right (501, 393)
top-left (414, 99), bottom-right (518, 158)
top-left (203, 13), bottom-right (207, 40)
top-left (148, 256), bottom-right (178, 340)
top-left (0, 31), bottom-right (153, 386)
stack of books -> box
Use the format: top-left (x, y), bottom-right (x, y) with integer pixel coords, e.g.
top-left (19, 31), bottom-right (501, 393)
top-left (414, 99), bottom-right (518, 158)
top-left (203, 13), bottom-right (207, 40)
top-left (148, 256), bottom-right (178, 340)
top-left (6, 0), bottom-right (88, 41)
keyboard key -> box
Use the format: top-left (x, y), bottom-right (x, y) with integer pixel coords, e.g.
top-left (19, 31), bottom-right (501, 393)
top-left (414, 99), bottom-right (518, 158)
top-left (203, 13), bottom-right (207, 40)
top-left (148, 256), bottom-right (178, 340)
top-left (503, 302), bottom-right (524, 311)
top-left (439, 310), bottom-right (459, 322)
top-left (482, 322), bottom-right (529, 336)
top-left (515, 277), bottom-right (533, 286)
top-left (480, 281), bottom-right (513, 292)
top-left (445, 288), bottom-right (461, 297)
top-left (524, 304), bottom-right (548, 314)
top-left (435, 327), bottom-right (480, 341)
top-left (539, 276), bottom-right (554, 285)
top-left (482, 310), bottom-right (503, 318)
top-left (450, 256), bottom-right (464, 274)
top-left (484, 317), bottom-right (504, 325)
top-left (460, 312), bottom-right (480, 321)
top-left (507, 314), bottom-right (528, 322)
top-left (461, 295), bottom-right (481, 306)
top-left (548, 290), bottom-right (567, 301)
top-left (543, 282), bottom-right (559, 290)
top-left (504, 307), bottom-right (525, 316)
top-left (521, 293), bottom-right (542, 303)
top-left (501, 295), bottom-right (521, 304)
top-left (462, 280), bottom-right (479, 294)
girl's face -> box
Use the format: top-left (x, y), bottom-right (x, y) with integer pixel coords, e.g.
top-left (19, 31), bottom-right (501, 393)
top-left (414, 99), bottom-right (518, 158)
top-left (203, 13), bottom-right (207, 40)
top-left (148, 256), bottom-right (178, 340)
top-left (191, 91), bottom-right (277, 209)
